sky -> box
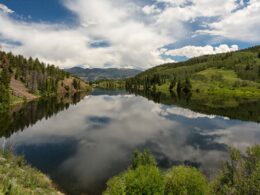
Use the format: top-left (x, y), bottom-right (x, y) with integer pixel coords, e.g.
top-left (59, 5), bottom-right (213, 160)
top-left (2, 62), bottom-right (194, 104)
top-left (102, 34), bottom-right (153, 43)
top-left (0, 0), bottom-right (259, 70)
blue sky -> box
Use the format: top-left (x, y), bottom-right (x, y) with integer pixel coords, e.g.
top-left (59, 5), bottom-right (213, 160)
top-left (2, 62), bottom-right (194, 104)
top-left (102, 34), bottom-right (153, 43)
top-left (0, 0), bottom-right (259, 69)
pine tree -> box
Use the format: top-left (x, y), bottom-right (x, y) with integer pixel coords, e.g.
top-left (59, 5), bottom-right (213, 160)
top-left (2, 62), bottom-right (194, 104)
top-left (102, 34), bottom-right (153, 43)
top-left (183, 78), bottom-right (192, 94)
top-left (177, 80), bottom-right (182, 93)
top-left (169, 77), bottom-right (176, 91)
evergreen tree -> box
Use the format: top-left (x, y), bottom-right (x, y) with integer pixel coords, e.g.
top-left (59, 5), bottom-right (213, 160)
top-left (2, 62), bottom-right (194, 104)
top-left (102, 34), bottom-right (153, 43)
top-left (169, 77), bottom-right (176, 91)
top-left (183, 78), bottom-right (192, 94)
top-left (177, 80), bottom-right (182, 93)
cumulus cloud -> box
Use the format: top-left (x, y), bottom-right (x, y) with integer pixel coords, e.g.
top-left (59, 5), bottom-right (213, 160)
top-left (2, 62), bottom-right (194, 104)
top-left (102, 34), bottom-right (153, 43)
top-left (0, 1), bottom-right (174, 69)
top-left (142, 5), bottom-right (161, 15)
top-left (0, 3), bottom-right (14, 14)
top-left (0, 0), bottom-right (258, 69)
top-left (164, 44), bottom-right (239, 58)
top-left (198, 0), bottom-right (260, 42)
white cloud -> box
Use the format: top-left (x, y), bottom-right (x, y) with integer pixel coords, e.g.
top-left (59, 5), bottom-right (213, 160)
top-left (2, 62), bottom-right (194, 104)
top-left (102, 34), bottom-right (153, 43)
top-left (0, 0), bottom-right (258, 69)
top-left (142, 5), bottom-right (161, 15)
top-left (198, 0), bottom-right (260, 42)
top-left (0, 1), bottom-right (174, 69)
top-left (165, 44), bottom-right (239, 58)
top-left (0, 3), bottom-right (14, 14)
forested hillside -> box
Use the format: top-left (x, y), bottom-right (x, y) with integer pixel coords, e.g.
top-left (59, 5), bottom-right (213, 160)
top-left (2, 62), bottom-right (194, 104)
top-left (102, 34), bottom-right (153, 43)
top-left (0, 51), bottom-right (90, 110)
top-left (65, 67), bottom-right (141, 81)
top-left (126, 46), bottom-right (260, 97)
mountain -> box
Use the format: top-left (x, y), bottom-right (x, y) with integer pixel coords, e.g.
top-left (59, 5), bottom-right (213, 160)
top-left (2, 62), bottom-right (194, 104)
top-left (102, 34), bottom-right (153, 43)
top-left (65, 67), bottom-right (142, 81)
top-left (126, 46), bottom-right (260, 98)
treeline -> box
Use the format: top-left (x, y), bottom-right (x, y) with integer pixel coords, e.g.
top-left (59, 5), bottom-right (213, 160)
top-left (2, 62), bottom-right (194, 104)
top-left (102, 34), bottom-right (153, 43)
top-left (1, 51), bottom-right (70, 94)
top-left (125, 46), bottom-right (260, 93)
top-left (126, 74), bottom-right (192, 94)
top-left (104, 145), bottom-right (260, 194)
top-left (0, 51), bottom-right (88, 110)
top-left (0, 53), bottom-right (11, 109)
top-left (92, 79), bottom-right (125, 89)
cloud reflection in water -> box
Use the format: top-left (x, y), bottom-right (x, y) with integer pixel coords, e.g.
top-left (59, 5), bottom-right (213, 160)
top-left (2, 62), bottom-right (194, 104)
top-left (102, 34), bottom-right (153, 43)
top-left (0, 92), bottom-right (260, 194)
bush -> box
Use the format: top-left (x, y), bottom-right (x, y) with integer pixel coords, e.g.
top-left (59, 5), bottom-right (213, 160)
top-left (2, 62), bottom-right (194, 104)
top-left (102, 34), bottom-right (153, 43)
top-left (130, 149), bottom-right (156, 169)
top-left (103, 175), bottom-right (126, 195)
top-left (124, 165), bottom-right (164, 194)
top-left (165, 166), bottom-right (208, 195)
top-left (104, 150), bottom-right (163, 195)
top-left (104, 165), bottom-right (164, 195)
top-left (210, 145), bottom-right (260, 195)
top-left (104, 146), bottom-right (260, 195)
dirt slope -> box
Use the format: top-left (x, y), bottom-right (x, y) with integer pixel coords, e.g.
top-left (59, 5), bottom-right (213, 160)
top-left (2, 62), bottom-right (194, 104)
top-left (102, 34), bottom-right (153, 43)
top-left (10, 78), bottom-right (37, 101)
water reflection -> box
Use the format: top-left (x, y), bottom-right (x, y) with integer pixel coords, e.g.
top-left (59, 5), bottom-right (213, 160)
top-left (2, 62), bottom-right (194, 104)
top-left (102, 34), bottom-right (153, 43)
top-left (0, 89), bottom-right (260, 194)
top-left (0, 92), bottom-right (86, 138)
top-left (129, 89), bottom-right (260, 122)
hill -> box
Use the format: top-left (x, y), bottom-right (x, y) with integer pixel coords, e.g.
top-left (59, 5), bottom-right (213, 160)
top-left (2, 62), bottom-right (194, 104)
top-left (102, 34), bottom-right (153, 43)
top-left (0, 51), bottom-right (91, 111)
top-left (65, 67), bottom-right (142, 81)
top-left (126, 46), bottom-right (260, 98)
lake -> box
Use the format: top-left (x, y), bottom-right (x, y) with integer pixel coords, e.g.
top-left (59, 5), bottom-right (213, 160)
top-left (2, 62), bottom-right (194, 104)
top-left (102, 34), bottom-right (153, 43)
top-left (1, 89), bottom-right (260, 194)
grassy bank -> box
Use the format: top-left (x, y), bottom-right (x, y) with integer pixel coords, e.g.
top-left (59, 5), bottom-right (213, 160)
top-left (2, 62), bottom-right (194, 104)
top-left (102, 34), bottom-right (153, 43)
top-left (150, 68), bottom-right (260, 98)
top-left (0, 151), bottom-right (63, 195)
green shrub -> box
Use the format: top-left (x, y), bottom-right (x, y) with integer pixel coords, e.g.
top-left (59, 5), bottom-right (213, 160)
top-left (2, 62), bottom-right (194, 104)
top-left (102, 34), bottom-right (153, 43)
top-left (130, 149), bottom-right (156, 169)
top-left (164, 166), bottom-right (208, 195)
top-left (0, 150), bottom-right (62, 195)
top-left (103, 175), bottom-right (126, 195)
top-left (210, 145), bottom-right (260, 195)
top-left (124, 165), bottom-right (164, 195)
top-left (104, 166), bottom-right (164, 195)
top-left (104, 146), bottom-right (260, 195)
top-left (104, 150), bottom-right (163, 195)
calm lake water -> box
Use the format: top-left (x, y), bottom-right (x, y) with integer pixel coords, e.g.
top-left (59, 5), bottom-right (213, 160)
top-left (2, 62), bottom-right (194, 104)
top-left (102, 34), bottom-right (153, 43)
top-left (1, 89), bottom-right (260, 194)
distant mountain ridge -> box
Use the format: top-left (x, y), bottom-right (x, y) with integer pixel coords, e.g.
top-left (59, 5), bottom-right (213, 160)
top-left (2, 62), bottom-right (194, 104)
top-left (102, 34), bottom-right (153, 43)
top-left (65, 67), bottom-right (142, 81)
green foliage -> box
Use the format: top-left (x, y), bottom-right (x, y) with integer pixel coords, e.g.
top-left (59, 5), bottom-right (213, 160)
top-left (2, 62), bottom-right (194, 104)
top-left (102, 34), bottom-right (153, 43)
top-left (104, 175), bottom-right (126, 195)
top-left (0, 51), bottom-right (89, 109)
top-left (125, 46), bottom-right (260, 97)
top-left (0, 53), bottom-right (11, 110)
top-left (130, 149), bottom-right (157, 169)
top-left (105, 145), bottom-right (260, 195)
top-left (0, 92), bottom-right (87, 138)
top-left (72, 78), bottom-right (81, 90)
top-left (104, 165), bottom-right (164, 195)
top-left (211, 73), bottom-right (224, 82)
top-left (0, 150), bottom-right (62, 195)
top-left (210, 145), bottom-right (260, 195)
top-left (183, 78), bottom-right (192, 93)
top-left (104, 150), bottom-right (163, 195)
top-left (124, 165), bottom-right (164, 195)
top-left (94, 79), bottom-right (125, 89)
top-left (169, 77), bottom-right (177, 91)
top-left (165, 166), bottom-right (208, 195)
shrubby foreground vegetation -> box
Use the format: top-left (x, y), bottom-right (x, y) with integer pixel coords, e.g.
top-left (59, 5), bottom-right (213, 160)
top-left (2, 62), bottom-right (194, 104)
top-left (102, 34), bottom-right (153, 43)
top-left (104, 145), bottom-right (260, 195)
top-left (0, 151), bottom-right (63, 195)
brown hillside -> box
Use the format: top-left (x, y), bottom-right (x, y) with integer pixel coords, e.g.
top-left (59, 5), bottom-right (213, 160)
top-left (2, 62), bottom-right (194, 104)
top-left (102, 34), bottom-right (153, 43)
top-left (10, 78), bottom-right (37, 101)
